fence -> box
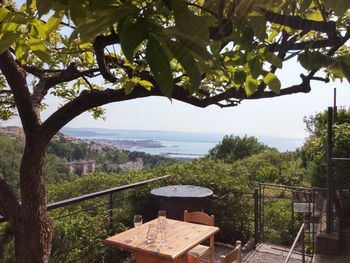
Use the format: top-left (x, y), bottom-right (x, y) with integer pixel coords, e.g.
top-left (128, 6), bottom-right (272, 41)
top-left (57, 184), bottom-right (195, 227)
top-left (0, 175), bottom-right (170, 262)
top-left (257, 183), bottom-right (327, 256)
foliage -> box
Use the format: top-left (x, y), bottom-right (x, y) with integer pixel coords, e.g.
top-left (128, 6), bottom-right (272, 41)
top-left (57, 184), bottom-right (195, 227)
top-left (0, 134), bottom-right (76, 193)
top-left (263, 199), bottom-right (299, 246)
top-left (301, 107), bottom-right (350, 187)
top-left (128, 151), bottom-right (175, 168)
top-left (0, 135), bottom-right (22, 194)
top-left (0, 142), bottom-right (308, 261)
top-left (47, 140), bottom-right (91, 161)
top-left (233, 150), bottom-right (305, 187)
top-left (208, 134), bottom-right (272, 161)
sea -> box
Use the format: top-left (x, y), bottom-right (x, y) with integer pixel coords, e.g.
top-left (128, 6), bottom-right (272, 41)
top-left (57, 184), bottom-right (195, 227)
top-left (61, 128), bottom-right (304, 159)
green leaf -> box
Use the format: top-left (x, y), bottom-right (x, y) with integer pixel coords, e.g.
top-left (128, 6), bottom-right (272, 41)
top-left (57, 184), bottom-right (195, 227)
top-left (0, 8), bottom-right (9, 21)
top-left (299, 0), bottom-right (312, 12)
top-left (31, 19), bottom-right (47, 39)
top-left (329, 63), bottom-right (344, 79)
top-left (36, 0), bottom-right (52, 17)
top-left (123, 81), bottom-right (134, 95)
top-left (86, 51), bottom-right (94, 63)
top-left (249, 15), bottom-right (266, 41)
top-left (2, 22), bottom-right (18, 32)
top-left (70, 0), bottom-right (88, 24)
top-left (245, 75), bottom-right (259, 97)
top-left (166, 40), bottom-right (201, 92)
top-left (118, 18), bottom-right (148, 61)
top-left (46, 10), bottom-right (64, 35)
top-left (27, 38), bottom-right (51, 62)
top-left (340, 61), bottom-right (350, 83)
top-left (164, 27), bottom-right (212, 63)
top-left (146, 35), bottom-right (173, 97)
top-left (305, 10), bottom-right (323, 21)
top-left (298, 51), bottom-right (334, 70)
top-left (74, 4), bottom-right (138, 41)
top-left (233, 69), bottom-right (247, 85)
top-left (33, 50), bottom-right (52, 62)
top-left (248, 56), bottom-right (262, 78)
top-left (138, 80), bottom-right (153, 90)
top-left (171, 0), bottom-right (211, 41)
top-left (265, 52), bottom-right (282, 69)
top-left (324, 0), bottom-right (350, 16)
top-left (0, 32), bottom-right (19, 54)
top-left (263, 72), bottom-right (281, 94)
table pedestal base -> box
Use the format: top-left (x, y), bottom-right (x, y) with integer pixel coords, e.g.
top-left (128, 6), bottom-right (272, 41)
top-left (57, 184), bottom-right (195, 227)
top-left (161, 197), bottom-right (203, 220)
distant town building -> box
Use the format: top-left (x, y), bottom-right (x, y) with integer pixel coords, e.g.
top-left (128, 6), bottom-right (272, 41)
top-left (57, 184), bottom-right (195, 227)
top-left (105, 158), bottom-right (144, 172)
top-left (63, 135), bottom-right (79, 144)
top-left (52, 135), bottom-right (60, 141)
top-left (0, 125), bottom-right (25, 141)
top-left (89, 143), bottom-right (104, 152)
top-left (69, 160), bottom-right (96, 175)
top-left (117, 158), bottom-right (143, 171)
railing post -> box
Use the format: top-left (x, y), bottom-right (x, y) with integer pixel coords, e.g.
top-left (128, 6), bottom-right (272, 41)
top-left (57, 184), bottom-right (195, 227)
top-left (254, 188), bottom-right (259, 245)
top-left (108, 192), bottom-right (113, 233)
top-left (302, 226), bottom-right (305, 263)
top-left (326, 107), bottom-right (333, 233)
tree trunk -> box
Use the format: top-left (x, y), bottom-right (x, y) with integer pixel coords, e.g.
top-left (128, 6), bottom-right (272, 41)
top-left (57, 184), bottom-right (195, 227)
top-left (14, 141), bottom-right (53, 263)
top-left (14, 211), bottom-right (53, 263)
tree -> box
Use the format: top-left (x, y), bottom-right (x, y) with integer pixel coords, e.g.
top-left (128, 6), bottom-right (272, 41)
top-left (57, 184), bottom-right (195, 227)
top-left (301, 108), bottom-right (350, 187)
top-left (208, 135), bottom-right (270, 161)
top-left (0, 0), bottom-right (350, 262)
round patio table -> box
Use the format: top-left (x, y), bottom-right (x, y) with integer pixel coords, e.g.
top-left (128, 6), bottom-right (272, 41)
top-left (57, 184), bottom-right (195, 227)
top-left (151, 185), bottom-right (213, 220)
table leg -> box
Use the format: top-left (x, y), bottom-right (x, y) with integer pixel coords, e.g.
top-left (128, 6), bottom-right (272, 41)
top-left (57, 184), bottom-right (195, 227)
top-left (134, 252), bottom-right (188, 263)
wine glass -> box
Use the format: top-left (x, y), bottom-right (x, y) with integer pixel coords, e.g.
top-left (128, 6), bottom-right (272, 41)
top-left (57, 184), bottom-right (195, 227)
top-left (147, 224), bottom-right (157, 243)
top-left (157, 210), bottom-right (167, 246)
top-left (157, 219), bottom-right (167, 246)
top-left (133, 215), bottom-right (142, 239)
top-left (158, 210), bottom-right (166, 219)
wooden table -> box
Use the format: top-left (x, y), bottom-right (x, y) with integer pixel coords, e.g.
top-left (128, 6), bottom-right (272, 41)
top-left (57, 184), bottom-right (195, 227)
top-left (103, 218), bottom-right (219, 263)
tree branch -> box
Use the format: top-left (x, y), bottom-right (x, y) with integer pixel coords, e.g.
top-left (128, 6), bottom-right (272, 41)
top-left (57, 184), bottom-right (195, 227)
top-left (267, 38), bottom-right (342, 52)
top-left (27, 64), bottom-right (100, 106)
top-left (93, 33), bottom-right (120, 83)
top-left (0, 51), bottom-right (40, 135)
top-left (41, 86), bottom-right (162, 141)
top-left (263, 9), bottom-right (337, 37)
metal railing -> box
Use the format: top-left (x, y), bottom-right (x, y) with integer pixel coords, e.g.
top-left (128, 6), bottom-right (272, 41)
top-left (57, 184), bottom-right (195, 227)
top-left (258, 183), bottom-right (327, 256)
top-left (285, 223), bottom-right (305, 263)
top-left (0, 175), bottom-right (170, 262)
top-left (0, 175), bottom-right (170, 223)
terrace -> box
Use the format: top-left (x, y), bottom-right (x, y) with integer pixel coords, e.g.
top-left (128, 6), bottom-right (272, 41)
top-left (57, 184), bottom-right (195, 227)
top-left (0, 174), bottom-right (346, 263)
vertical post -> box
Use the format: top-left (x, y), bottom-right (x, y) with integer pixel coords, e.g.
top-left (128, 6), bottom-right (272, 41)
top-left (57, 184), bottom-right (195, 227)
top-left (254, 188), bottom-right (259, 245)
top-left (302, 226), bottom-right (305, 263)
top-left (108, 193), bottom-right (113, 233)
top-left (261, 185), bottom-right (265, 241)
top-left (326, 107), bottom-right (333, 233)
top-left (308, 190), bottom-right (311, 255)
top-left (333, 88), bottom-right (337, 124)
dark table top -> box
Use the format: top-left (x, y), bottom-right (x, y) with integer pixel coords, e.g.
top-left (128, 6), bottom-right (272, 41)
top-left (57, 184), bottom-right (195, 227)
top-left (151, 185), bottom-right (213, 198)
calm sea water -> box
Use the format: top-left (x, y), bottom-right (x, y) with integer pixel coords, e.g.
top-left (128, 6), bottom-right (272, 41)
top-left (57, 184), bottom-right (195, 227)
top-left (61, 128), bottom-right (304, 158)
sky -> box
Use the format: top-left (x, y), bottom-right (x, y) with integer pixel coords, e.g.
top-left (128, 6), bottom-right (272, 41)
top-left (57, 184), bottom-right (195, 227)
top-left (3, 1), bottom-right (350, 140)
top-left (3, 59), bottom-right (349, 141)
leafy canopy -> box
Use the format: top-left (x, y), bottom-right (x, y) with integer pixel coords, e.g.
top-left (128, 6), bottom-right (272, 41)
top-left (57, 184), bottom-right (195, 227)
top-left (0, 0), bottom-right (350, 121)
top-left (301, 108), bottom-right (350, 187)
top-left (208, 134), bottom-right (271, 161)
